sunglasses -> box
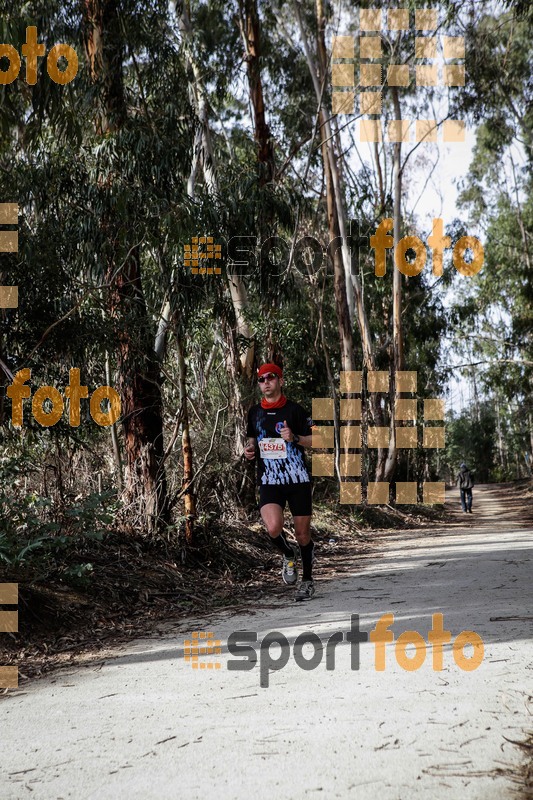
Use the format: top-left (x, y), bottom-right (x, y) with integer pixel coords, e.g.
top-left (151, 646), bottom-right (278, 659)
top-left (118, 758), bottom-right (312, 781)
top-left (258, 373), bottom-right (279, 383)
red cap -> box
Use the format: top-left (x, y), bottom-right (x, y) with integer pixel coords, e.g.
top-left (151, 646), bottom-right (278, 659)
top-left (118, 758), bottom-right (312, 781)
top-left (257, 363), bottom-right (283, 378)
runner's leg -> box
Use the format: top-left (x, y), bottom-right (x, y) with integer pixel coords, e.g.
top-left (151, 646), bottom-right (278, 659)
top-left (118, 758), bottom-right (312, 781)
top-left (260, 502), bottom-right (295, 557)
top-left (293, 516), bottom-right (314, 579)
top-left (289, 485), bottom-right (314, 580)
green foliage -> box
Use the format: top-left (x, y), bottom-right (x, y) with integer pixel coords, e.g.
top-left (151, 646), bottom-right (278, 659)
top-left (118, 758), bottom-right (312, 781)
top-left (1, 0), bottom-right (530, 581)
top-left (444, 404), bottom-right (497, 483)
top-left (445, 1), bottom-right (533, 477)
top-left (0, 451), bottom-right (116, 584)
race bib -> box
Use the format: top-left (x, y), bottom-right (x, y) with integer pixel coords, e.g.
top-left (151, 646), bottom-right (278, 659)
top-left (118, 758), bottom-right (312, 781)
top-left (259, 438), bottom-right (287, 459)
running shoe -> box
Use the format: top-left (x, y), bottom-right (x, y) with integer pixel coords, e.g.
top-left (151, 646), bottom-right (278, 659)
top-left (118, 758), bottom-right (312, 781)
top-left (281, 545), bottom-right (299, 585)
top-left (295, 579), bottom-right (315, 601)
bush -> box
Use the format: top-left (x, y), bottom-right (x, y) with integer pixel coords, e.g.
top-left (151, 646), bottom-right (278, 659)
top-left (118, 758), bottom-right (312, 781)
top-left (0, 449), bottom-right (117, 585)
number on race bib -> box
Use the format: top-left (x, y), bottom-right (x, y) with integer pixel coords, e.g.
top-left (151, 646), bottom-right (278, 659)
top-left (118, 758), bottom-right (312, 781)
top-left (259, 438), bottom-right (288, 459)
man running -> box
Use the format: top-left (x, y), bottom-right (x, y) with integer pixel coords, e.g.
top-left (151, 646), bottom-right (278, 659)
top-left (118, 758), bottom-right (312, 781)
top-left (244, 363), bottom-right (315, 601)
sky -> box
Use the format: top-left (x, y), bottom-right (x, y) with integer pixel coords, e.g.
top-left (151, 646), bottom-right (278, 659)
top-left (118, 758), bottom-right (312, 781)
top-left (347, 115), bottom-right (479, 411)
top-left (337, 20), bottom-right (481, 413)
top-left (393, 129), bottom-right (478, 413)
top-left (235, 2), bottom-right (496, 411)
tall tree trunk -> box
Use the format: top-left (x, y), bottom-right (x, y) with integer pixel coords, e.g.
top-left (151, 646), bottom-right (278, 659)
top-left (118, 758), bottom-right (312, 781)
top-left (471, 367), bottom-right (480, 421)
top-left (312, 0), bottom-right (355, 373)
top-left (105, 350), bottom-right (123, 493)
top-left (384, 87), bottom-right (404, 482)
top-left (510, 155), bottom-right (532, 272)
top-left (175, 0), bottom-right (255, 458)
top-left (175, 0), bottom-right (255, 383)
top-left (239, 0), bottom-right (275, 185)
top-left (322, 130), bottom-right (356, 372)
top-left (240, 0), bottom-right (284, 364)
top-left (0, 332), bottom-right (10, 426)
top-left (177, 335), bottom-right (196, 544)
top-left (528, 410), bottom-right (533, 468)
top-left (296, 0), bottom-right (387, 488)
top-left (496, 399), bottom-right (505, 469)
top-left (83, 0), bottom-right (169, 533)
top-left (297, 1), bottom-right (380, 376)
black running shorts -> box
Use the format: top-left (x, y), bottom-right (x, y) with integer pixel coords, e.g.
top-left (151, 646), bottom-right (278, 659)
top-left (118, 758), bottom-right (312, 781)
top-left (259, 483), bottom-right (313, 516)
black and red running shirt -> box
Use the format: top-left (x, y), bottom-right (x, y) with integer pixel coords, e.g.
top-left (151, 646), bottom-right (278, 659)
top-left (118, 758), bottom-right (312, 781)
top-left (246, 399), bottom-right (313, 486)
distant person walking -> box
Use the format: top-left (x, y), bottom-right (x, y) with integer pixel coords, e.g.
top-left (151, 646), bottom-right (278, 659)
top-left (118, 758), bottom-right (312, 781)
top-left (457, 463), bottom-right (474, 513)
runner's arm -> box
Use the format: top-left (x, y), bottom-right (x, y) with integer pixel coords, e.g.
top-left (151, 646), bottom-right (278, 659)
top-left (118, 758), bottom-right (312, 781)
top-left (244, 408), bottom-right (257, 459)
top-left (282, 407), bottom-right (315, 448)
top-left (293, 434), bottom-right (313, 448)
top-left (244, 437), bottom-right (256, 460)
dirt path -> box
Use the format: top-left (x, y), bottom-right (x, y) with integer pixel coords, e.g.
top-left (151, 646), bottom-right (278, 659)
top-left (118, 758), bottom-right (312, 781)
top-left (2, 484), bottom-right (532, 799)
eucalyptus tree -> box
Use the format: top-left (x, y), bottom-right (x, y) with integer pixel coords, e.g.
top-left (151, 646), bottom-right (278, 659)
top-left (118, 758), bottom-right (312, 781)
top-left (1, 0), bottom-right (209, 535)
top-left (262, 0), bottom-right (459, 484)
top-left (453, 0), bottom-right (533, 457)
